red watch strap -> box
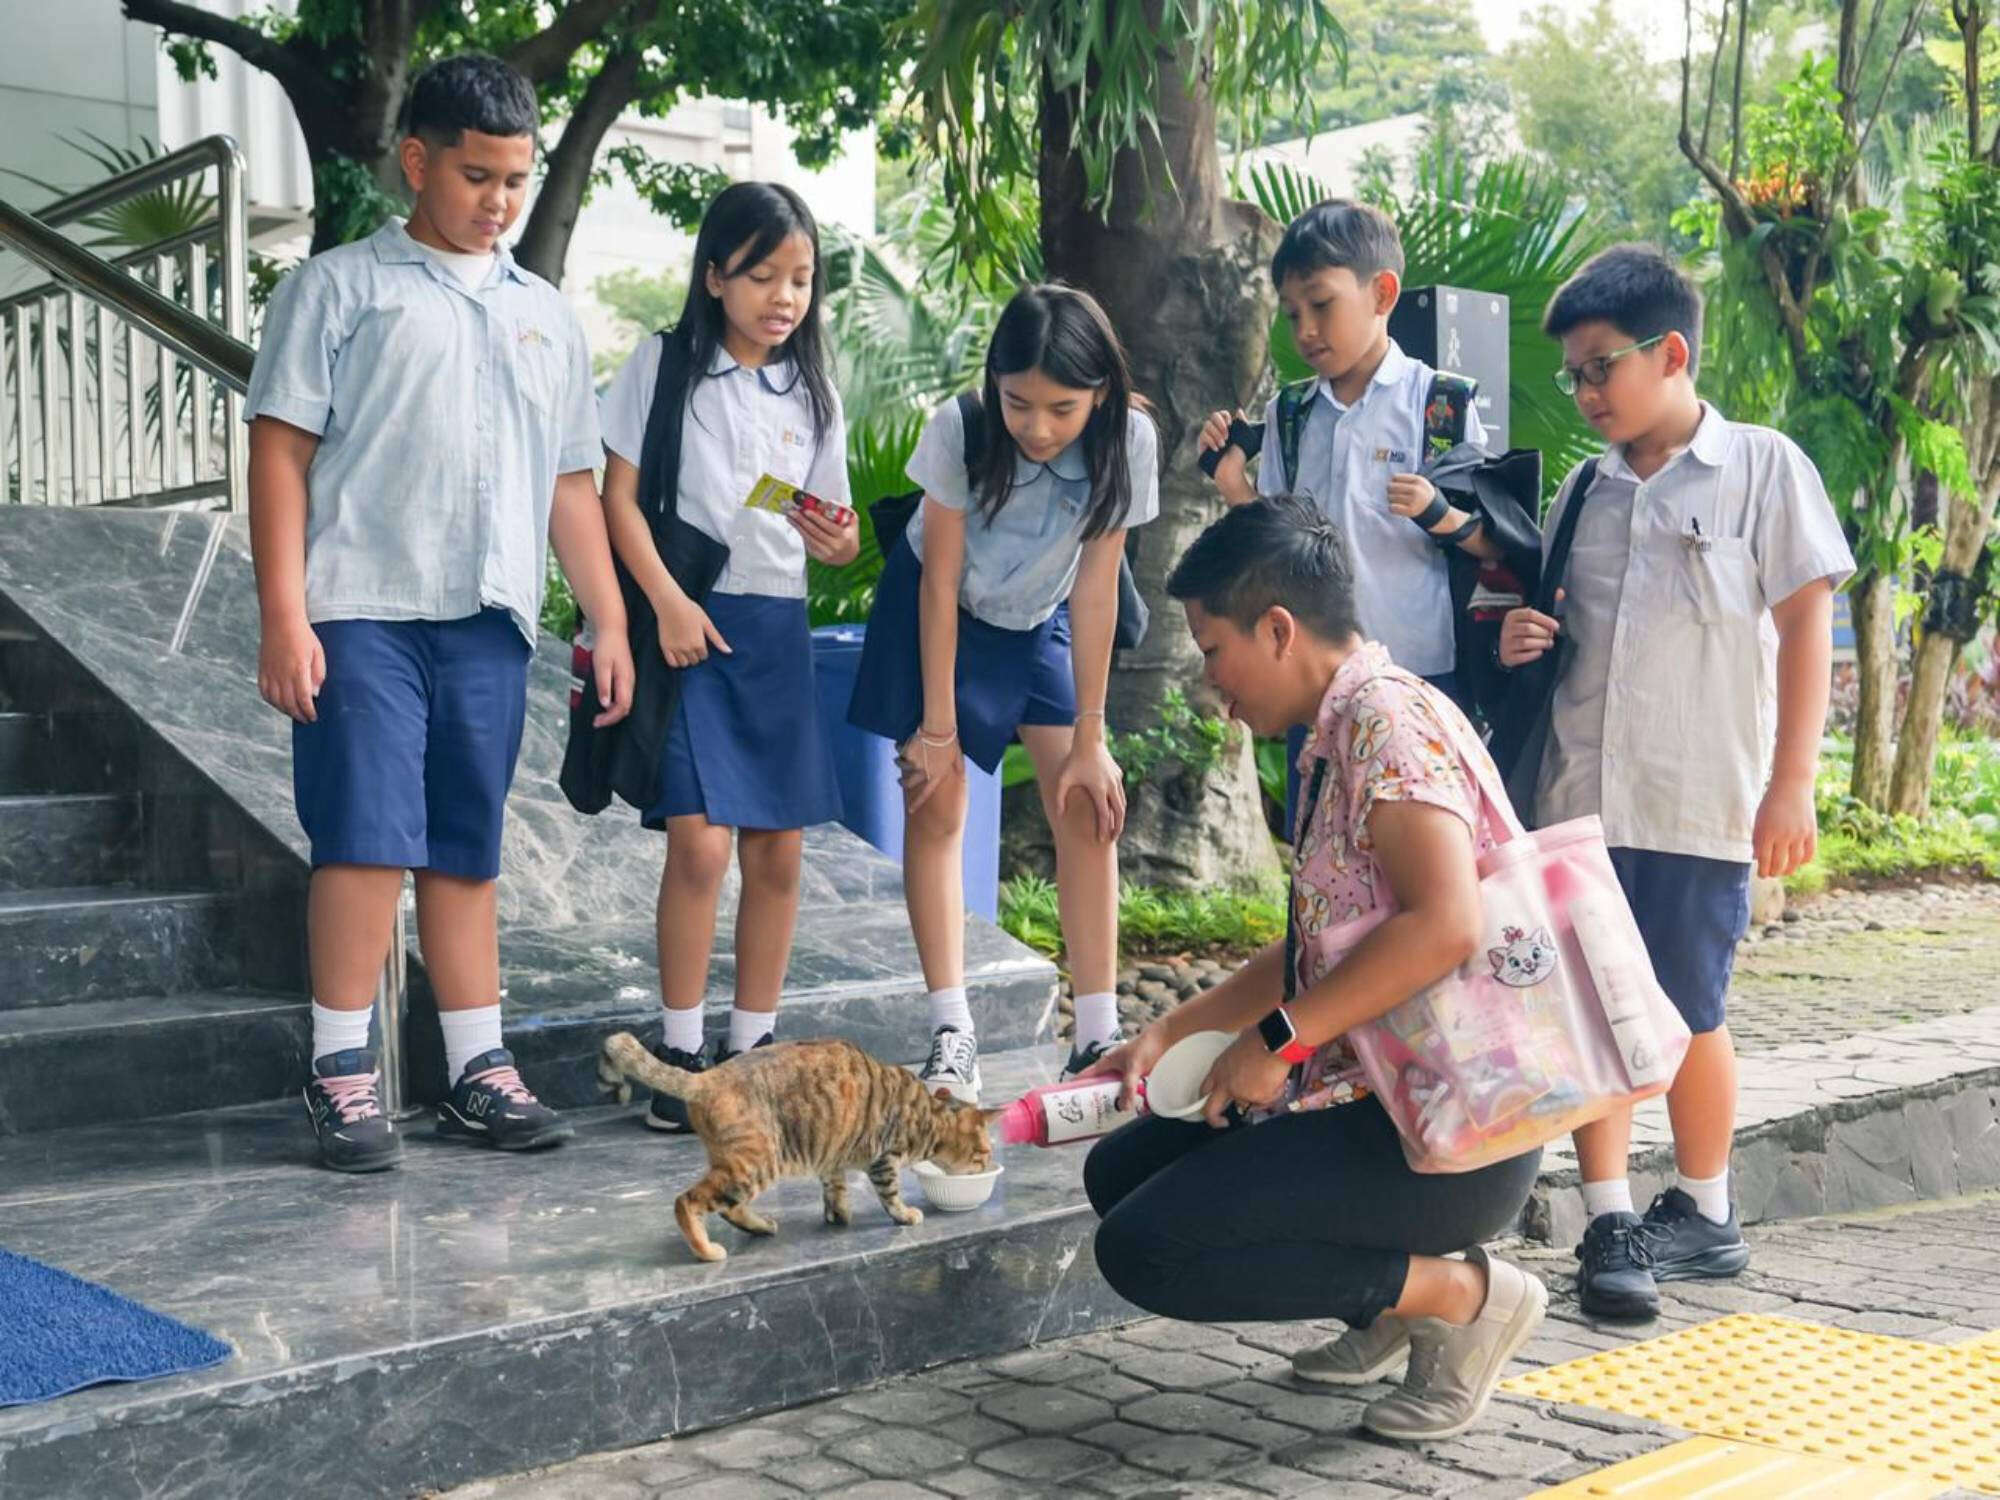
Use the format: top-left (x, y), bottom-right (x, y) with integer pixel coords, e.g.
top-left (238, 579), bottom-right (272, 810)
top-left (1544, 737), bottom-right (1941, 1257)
top-left (1278, 1036), bottom-right (1315, 1066)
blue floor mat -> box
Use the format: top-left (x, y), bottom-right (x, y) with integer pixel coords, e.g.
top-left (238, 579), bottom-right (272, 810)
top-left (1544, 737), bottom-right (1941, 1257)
top-left (0, 1248), bottom-right (231, 1407)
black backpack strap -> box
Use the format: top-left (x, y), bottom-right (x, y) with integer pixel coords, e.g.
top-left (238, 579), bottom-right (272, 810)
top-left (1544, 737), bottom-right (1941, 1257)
top-left (637, 329), bottom-right (694, 529)
top-left (1274, 378), bottom-right (1317, 490)
top-left (957, 390), bottom-right (985, 473)
top-left (1536, 458), bottom-right (1601, 614)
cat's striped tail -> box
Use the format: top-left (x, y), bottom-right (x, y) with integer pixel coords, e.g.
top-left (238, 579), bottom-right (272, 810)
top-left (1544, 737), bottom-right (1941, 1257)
top-left (597, 1030), bottom-right (706, 1106)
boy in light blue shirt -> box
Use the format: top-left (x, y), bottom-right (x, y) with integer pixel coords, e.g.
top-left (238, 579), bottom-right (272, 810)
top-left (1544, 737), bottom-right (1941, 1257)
top-left (1199, 200), bottom-right (1502, 814)
top-left (245, 54), bottom-right (635, 1173)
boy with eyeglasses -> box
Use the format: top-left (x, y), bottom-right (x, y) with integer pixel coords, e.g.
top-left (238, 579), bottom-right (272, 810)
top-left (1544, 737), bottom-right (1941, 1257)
top-left (1499, 245), bottom-right (1851, 1318)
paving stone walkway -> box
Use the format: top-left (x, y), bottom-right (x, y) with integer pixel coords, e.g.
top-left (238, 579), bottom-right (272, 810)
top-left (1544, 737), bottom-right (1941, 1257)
top-left (437, 1190), bottom-right (2000, 1500)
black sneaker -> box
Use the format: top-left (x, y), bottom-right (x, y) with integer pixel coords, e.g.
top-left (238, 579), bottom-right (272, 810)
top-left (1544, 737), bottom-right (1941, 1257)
top-left (1574, 1210), bottom-right (1660, 1320)
top-left (1635, 1188), bottom-right (1751, 1282)
top-left (1060, 1037), bottom-right (1112, 1081)
top-left (436, 1048), bottom-right (573, 1151)
top-left (303, 1048), bottom-right (402, 1174)
top-left (716, 1031), bottom-right (776, 1065)
top-left (644, 1039), bottom-right (711, 1133)
top-left (919, 1025), bottom-right (981, 1104)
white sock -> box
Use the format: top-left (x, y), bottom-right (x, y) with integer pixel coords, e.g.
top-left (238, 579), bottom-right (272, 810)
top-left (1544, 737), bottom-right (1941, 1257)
top-left (1581, 1178), bottom-right (1635, 1220)
top-left (1677, 1168), bottom-right (1732, 1224)
top-left (310, 1001), bottom-right (372, 1064)
top-left (662, 1004), bottom-right (706, 1056)
top-left (928, 986), bottom-right (974, 1038)
top-left (439, 1004), bottom-right (504, 1082)
top-left (728, 1007), bottom-right (774, 1056)
top-left (1072, 991), bottom-right (1120, 1050)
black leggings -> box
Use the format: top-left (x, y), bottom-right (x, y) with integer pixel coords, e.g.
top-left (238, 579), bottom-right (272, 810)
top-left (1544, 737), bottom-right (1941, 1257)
top-left (1083, 1099), bottom-right (1541, 1328)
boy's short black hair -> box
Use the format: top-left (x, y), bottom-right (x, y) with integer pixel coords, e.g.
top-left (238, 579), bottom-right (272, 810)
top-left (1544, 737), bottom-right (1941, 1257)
top-left (1270, 200), bottom-right (1405, 288)
top-left (1167, 496), bottom-right (1361, 643)
top-left (1543, 244), bottom-right (1703, 373)
top-left (400, 54), bottom-right (539, 146)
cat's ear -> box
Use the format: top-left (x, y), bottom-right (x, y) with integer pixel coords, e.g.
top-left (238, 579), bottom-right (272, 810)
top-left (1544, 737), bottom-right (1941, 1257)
top-left (931, 1086), bottom-right (958, 1104)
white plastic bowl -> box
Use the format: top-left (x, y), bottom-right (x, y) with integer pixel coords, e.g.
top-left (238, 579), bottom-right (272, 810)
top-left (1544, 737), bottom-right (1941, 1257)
top-left (1143, 1029), bottom-right (1238, 1121)
top-left (911, 1159), bottom-right (1003, 1212)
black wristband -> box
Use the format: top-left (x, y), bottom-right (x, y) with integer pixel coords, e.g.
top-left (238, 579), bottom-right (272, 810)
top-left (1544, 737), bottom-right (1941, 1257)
top-left (1433, 515), bottom-right (1481, 547)
top-left (1198, 417), bottom-right (1267, 478)
top-left (1410, 493), bottom-right (1452, 530)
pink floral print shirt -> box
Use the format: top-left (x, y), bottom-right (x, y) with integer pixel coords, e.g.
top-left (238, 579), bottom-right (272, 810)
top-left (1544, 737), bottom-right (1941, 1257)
top-left (1289, 642), bottom-right (1511, 1090)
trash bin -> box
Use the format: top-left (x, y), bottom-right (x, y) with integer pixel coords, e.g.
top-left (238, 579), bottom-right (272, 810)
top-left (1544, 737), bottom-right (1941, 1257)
top-left (812, 623), bottom-right (1003, 920)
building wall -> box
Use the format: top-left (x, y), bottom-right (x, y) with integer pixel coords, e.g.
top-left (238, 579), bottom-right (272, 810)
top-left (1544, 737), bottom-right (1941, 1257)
top-left (0, 0), bottom-right (160, 202)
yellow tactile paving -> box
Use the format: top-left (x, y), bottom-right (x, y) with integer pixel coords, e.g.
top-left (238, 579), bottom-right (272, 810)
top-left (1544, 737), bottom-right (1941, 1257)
top-left (1528, 1436), bottom-right (1944, 1497)
top-left (1503, 1314), bottom-right (2000, 1493)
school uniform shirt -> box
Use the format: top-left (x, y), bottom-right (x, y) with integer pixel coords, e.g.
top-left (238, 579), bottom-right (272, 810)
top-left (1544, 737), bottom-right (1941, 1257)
top-left (1257, 340), bottom-right (1488, 679)
top-left (1534, 404), bottom-right (1855, 863)
top-left (599, 339), bottom-right (849, 599)
top-left (904, 398), bottom-right (1161, 630)
top-left (243, 218), bottom-right (599, 646)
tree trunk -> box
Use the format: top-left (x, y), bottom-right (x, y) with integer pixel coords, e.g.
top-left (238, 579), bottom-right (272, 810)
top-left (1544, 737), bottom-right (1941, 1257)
top-left (1848, 567), bottom-right (1899, 807)
top-left (1888, 383), bottom-right (2000, 814)
top-left (513, 46), bottom-right (644, 285)
top-left (1021, 16), bottom-right (1282, 891)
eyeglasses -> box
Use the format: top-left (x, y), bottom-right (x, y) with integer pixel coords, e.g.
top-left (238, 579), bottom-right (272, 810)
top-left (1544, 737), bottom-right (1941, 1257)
top-left (1552, 335), bottom-right (1665, 396)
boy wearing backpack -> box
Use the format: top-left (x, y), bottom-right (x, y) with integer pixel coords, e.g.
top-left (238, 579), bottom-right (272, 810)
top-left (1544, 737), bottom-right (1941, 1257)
top-left (1200, 199), bottom-right (1522, 813)
top-left (1500, 245), bottom-right (1851, 1318)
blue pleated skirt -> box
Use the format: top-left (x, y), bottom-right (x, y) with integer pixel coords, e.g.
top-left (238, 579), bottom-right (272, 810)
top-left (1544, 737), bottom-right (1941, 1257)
top-left (846, 536), bottom-right (1076, 774)
top-left (645, 592), bottom-right (844, 831)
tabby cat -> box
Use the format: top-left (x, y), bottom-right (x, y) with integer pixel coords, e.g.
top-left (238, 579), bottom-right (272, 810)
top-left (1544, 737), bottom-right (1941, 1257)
top-left (598, 1032), bottom-right (997, 1262)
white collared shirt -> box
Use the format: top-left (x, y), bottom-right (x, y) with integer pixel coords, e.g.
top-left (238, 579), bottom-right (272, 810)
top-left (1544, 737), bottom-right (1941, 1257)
top-left (1535, 404), bottom-right (1855, 861)
top-left (244, 219), bottom-right (599, 646)
top-left (1257, 340), bottom-right (1487, 678)
top-left (905, 397), bottom-right (1160, 631)
top-left (600, 338), bottom-right (849, 598)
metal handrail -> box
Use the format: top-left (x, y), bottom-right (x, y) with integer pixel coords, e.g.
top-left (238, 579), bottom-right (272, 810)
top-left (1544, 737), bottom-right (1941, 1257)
top-left (0, 221), bottom-right (233, 319)
top-left (0, 198), bottom-right (253, 393)
top-left (0, 134), bottom-right (250, 511)
top-left (29, 136), bottom-right (244, 235)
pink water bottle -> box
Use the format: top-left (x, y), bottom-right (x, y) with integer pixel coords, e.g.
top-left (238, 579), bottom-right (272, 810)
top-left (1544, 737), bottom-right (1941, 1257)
top-left (995, 1074), bottom-right (1148, 1147)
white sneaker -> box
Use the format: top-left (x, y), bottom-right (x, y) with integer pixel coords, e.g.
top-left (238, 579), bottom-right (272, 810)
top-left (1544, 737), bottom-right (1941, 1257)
top-left (920, 1025), bottom-right (981, 1104)
top-left (1292, 1315), bottom-right (1411, 1385)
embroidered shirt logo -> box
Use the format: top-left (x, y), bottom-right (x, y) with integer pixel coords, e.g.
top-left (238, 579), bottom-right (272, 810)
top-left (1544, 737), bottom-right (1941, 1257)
top-left (517, 325), bottom-right (555, 350)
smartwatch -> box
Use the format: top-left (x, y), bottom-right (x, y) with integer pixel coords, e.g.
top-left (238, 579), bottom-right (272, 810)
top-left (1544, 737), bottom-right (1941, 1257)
top-left (1257, 1005), bottom-right (1315, 1065)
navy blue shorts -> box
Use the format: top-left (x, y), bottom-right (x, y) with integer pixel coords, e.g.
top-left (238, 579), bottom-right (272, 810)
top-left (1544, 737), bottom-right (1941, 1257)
top-left (846, 536), bottom-right (1076, 774)
top-left (1609, 847), bottom-right (1752, 1035)
top-left (645, 592), bottom-right (843, 832)
top-left (293, 610), bottom-right (531, 881)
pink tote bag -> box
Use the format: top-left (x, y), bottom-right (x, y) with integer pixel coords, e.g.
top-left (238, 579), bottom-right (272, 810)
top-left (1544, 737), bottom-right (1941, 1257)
top-left (1291, 693), bottom-right (1691, 1174)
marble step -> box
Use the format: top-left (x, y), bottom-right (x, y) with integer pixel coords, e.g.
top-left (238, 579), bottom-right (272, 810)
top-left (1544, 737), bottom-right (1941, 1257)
top-left (0, 792), bottom-right (143, 892)
top-left (0, 886), bottom-right (242, 1010)
top-left (0, 709), bottom-right (135, 795)
top-left (0, 989), bottom-right (309, 1134)
top-left (0, 711), bottom-right (49, 791)
top-left (0, 1045), bottom-right (1132, 1500)
top-left (437, 900), bottom-right (1061, 1110)
top-left (0, 633), bottom-right (101, 713)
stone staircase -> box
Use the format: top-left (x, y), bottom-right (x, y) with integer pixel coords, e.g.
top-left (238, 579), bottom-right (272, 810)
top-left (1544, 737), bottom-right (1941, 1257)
top-left (0, 507), bottom-right (1098, 1500)
top-left (0, 612), bottom-right (310, 1134)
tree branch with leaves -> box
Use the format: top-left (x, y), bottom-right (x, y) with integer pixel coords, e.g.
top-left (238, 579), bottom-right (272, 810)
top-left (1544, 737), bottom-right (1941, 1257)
top-left (1676, 0), bottom-right (1983, 810)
